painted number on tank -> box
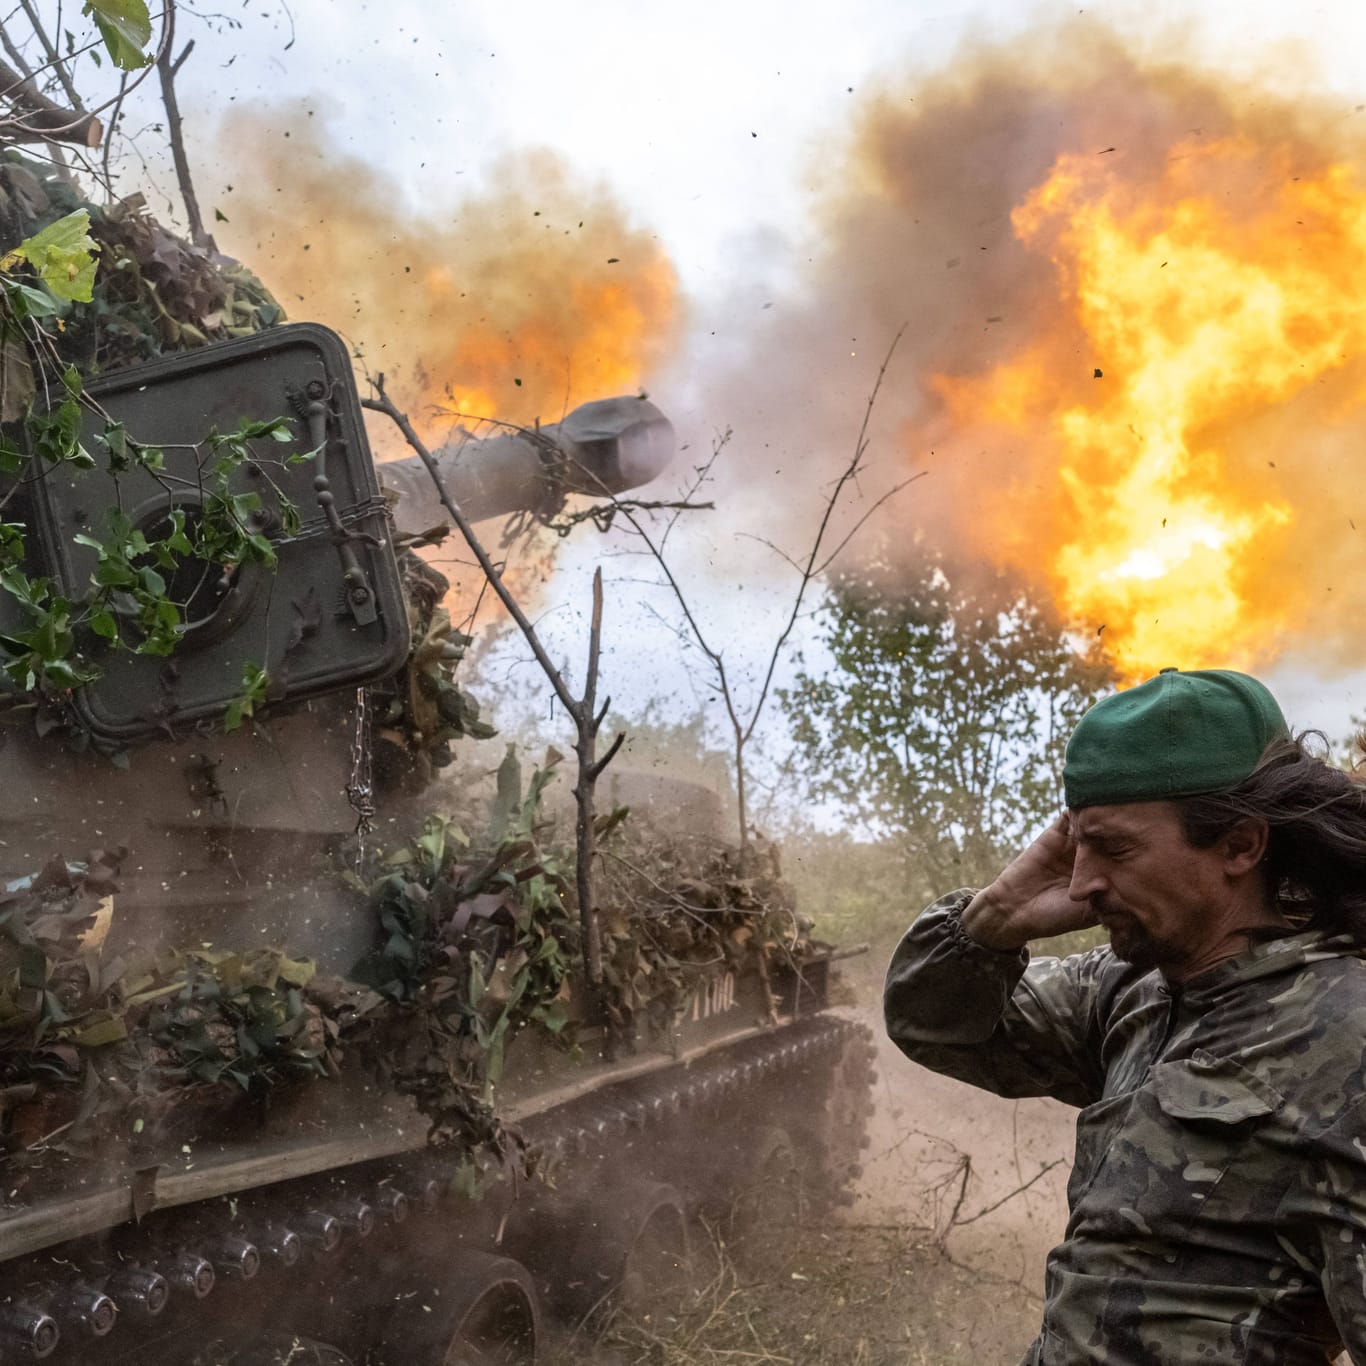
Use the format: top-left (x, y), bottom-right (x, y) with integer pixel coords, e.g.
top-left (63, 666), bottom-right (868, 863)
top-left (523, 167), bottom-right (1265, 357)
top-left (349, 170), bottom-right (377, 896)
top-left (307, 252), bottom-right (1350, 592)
top-left (691, 970), bottom-right (737, 1021)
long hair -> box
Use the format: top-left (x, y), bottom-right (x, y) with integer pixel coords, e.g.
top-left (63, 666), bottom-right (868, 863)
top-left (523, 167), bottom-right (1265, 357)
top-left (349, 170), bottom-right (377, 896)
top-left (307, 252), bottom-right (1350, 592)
top-left (1176, 734), bottom-right (1366, 943)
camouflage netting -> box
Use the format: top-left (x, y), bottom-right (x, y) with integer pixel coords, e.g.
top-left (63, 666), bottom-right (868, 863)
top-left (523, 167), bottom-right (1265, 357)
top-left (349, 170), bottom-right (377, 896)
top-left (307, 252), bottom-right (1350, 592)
top-left (0, 153), bottom-right (283, 377)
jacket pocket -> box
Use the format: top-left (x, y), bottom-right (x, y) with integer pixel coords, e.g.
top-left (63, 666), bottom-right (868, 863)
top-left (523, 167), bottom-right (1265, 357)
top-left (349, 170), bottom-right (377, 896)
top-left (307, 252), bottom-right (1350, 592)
top-left (1149, 1049), bottom-right (1283, 1125)
top-left (1068, 1051), bottom-right (1283, 1258)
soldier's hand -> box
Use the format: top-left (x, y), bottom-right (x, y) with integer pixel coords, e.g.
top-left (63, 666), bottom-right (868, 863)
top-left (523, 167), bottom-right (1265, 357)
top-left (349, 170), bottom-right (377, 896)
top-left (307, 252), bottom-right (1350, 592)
top-left (961, 812), bottom-right (1098, 951)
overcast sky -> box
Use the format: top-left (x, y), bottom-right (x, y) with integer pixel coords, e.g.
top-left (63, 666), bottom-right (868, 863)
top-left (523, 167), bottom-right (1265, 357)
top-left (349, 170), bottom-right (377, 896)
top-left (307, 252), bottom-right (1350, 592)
top-left (156, 0), bottom-right (1366, 301)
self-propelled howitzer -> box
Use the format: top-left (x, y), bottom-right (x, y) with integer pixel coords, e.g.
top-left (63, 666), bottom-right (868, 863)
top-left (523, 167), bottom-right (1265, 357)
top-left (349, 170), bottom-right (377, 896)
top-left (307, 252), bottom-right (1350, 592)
top-left (0, 327), bottom-right (873, 1366)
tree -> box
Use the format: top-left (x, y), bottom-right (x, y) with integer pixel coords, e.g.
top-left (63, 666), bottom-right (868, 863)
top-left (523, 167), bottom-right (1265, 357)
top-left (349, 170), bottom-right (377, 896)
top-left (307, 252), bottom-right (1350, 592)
top-left (781, 553), bottom-right (1113, 895)
top-left (562, 336), bottom-right (921, 860)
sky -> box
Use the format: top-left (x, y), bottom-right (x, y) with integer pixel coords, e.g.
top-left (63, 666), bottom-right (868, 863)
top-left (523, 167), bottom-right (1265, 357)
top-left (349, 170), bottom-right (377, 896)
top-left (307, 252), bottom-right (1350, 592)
top-left (162, 0), bottom-right (1366, 287)
top-left (82, 0), bottom-right (1366, 757)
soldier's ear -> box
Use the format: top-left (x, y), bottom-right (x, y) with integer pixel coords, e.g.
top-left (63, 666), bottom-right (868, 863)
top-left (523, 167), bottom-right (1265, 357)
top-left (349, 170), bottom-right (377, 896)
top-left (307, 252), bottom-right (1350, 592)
top-left (1220, 817), bottom-right (1269, 877)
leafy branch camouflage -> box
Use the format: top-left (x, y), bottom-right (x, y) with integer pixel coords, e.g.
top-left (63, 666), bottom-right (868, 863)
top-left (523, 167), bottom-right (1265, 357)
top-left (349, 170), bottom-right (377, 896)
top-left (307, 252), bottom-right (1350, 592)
top-left (369, 542), bottom-right (497, 789)
top-left (0, 156), bottom-right (317, 735)
top-left (0, 851), bottom-right (353, 1163)
top-left (351, 753), bottom-right (577, 1129)
top-left (597, 821), bottom-right (821, 1042)
top-left (0, 157), bottom-right (282, 387)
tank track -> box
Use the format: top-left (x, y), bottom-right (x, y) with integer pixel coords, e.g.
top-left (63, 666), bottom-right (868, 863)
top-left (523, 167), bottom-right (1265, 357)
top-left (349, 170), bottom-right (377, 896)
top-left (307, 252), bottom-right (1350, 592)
top-left (0, 1012), bottom-right (875, 1364)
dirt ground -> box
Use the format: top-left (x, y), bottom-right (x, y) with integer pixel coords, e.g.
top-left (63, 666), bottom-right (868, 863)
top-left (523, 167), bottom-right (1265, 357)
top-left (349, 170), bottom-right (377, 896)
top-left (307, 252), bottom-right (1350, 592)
top-left (550, 942), bottom-right (1078, 1365)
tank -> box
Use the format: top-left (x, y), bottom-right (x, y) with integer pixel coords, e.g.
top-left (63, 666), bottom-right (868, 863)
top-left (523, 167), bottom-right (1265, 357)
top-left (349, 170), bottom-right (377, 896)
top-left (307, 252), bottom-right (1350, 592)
top-left (0, 328), bottom-right (874, 1364)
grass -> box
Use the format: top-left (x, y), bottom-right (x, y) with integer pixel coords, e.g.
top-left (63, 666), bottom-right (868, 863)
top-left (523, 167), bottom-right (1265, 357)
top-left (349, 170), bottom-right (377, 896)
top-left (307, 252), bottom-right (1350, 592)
top-left (543, 1214), bottom-right (1039, 1366)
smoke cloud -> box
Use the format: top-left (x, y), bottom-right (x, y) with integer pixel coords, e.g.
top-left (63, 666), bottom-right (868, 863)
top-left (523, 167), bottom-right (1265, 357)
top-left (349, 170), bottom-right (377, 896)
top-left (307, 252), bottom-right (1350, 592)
top-left (211, 100), bottom-right (681, 456)
top-left (689, 17), bottom-right (1366, 678)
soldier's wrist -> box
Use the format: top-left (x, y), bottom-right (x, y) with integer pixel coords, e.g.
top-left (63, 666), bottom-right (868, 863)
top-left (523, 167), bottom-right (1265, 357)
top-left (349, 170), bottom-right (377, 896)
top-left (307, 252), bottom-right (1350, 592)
top-left (960, 884), bottom-right (1030, 952)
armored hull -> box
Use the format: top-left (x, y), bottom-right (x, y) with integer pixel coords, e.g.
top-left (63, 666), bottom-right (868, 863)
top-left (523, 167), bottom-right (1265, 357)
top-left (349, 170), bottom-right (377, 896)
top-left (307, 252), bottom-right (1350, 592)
top-left (0, 333), bottom-right (875, 1365)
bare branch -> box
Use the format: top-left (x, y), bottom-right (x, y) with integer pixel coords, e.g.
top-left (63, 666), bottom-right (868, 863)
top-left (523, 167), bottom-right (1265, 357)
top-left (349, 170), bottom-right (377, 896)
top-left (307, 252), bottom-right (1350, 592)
top-left (17, 0), bottom-right (84, 115)
top-left (949, 1159), bottom-right (1065, 1229)
top-left (662, 428), bottom-right (728, 552)
top-left (588, 729), bottom-right (626, 780)
top-left (939, 1153), bottom-right (973, 1243)
top-left (156, 3), bottom-right (215, 250)
top-left (362, 382), bottom-right (580, 720)
top-left (812, 471), bottom-right (927, 578)
top-left (99, 71), bottom-right (130, 192)
top-left (366, 376), bottom-right (622, 1002)
top-left (0, 6), bottom-right (168, 152)
top-left (570, 566), bottom-right (608, 983)
top-left (0, 21), bottom-right (36, 83)
top-left (738, 327), bottom-right (905, 749)
top-left (556, 331), bottom-right (909, 855)
top-left (735, 530), bottom-right (805, 576)
top-left (543, 494), bottom-right (714, 539)
top-left (169, 36), bottom-right (194, 77)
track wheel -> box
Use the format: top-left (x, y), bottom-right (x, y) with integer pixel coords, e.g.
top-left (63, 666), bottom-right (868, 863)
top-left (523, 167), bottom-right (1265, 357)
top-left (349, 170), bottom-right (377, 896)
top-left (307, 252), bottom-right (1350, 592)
top-left (506, 1180), bottom-right (689, 1326)
top-left (615, 1185), bottom-right (691, 1316)
top-left (374, 1249), bottom-right (539, 1366)
top-left (726, 1124), bottom-right (807, 1244)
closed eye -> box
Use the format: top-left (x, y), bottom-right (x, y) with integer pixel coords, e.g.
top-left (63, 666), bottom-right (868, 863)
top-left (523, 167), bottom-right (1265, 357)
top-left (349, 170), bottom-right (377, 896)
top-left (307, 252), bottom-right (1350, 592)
top-left (1083, 838), bottom-right (1134, 859)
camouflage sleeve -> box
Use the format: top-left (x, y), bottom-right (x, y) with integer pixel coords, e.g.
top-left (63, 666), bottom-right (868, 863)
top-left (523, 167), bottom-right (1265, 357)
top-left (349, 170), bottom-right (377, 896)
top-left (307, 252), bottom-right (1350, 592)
top-left (883, 888), bottom-right (1108, 1107)
top-left (1285, 1097), bottom-right (1366, 1356)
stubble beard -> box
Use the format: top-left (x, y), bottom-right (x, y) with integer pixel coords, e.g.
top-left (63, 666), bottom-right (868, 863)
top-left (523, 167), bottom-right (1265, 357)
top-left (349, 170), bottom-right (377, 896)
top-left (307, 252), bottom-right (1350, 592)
top-left (1094, 896), bottom-right (1166, 971)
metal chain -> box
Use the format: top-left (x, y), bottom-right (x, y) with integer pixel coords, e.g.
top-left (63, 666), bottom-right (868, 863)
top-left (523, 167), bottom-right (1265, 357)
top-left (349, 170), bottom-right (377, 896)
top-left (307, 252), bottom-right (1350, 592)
top-left (345, 685), bottom-right (376, 867)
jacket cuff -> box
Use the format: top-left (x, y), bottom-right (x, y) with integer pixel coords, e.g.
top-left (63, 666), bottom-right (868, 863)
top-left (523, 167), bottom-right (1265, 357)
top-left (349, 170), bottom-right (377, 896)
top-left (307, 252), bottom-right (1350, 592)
top-left (943, 890), bottom-right (1029, 966)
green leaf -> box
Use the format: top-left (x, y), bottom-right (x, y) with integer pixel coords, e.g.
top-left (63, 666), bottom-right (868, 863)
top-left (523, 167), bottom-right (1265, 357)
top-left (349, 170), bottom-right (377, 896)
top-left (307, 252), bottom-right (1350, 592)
top-left (223, 661), bottom-right (269, 732)
top-left (5, 212), bottom-right (99, 302)
top-left (4, 279), bottom-right (59, 318)
top-left (535, 1001), bottom-right (569, 1034)
top-left (450, 1159), bottom-right (485, 1202)
top-left (164, 509), bottom-right (192, 555)
top-left (83, 0), bottom-right (153, 70)
top-left (95, 422), bottom-right (129, 471)
top-left (29, 396), bottom-right (91, 467)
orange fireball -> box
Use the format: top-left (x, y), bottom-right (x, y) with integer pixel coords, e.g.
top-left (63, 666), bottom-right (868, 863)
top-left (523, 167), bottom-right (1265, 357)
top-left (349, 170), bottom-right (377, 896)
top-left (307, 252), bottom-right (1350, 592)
top-left (933, 135), bottom-right (1366, 679)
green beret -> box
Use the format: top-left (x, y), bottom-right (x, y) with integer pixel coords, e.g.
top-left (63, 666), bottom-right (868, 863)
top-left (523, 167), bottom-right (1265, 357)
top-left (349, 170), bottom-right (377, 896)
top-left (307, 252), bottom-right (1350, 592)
top-left (1063, 668), bottom-right (1290, 809)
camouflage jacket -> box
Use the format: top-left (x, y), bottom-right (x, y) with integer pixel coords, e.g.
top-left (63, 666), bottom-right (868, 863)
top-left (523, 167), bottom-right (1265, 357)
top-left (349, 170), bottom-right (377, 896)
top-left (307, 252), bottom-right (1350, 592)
top-left (884, 889), bottom-right (1366, 1365)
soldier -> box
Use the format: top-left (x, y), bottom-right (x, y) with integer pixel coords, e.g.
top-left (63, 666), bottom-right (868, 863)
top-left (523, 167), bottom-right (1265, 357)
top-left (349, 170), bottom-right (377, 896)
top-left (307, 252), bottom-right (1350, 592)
top-left (884, 668), bottom-right (1366, 1365)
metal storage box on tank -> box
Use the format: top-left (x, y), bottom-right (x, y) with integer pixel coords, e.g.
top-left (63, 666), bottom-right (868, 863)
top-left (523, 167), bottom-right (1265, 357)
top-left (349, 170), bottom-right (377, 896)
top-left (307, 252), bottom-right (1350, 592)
top-left (27, 323), bottom-right (409, 743)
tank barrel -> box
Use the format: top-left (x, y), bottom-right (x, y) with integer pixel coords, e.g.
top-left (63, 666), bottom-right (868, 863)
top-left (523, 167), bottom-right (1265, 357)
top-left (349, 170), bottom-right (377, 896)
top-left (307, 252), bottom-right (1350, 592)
top-left (382, 395), bottom-right (675, 532)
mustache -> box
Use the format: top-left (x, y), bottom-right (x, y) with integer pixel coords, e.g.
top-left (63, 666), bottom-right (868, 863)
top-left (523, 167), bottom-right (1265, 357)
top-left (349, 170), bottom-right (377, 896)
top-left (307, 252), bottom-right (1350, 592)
top-left (1090, 894), bottom-right (1132, 920)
